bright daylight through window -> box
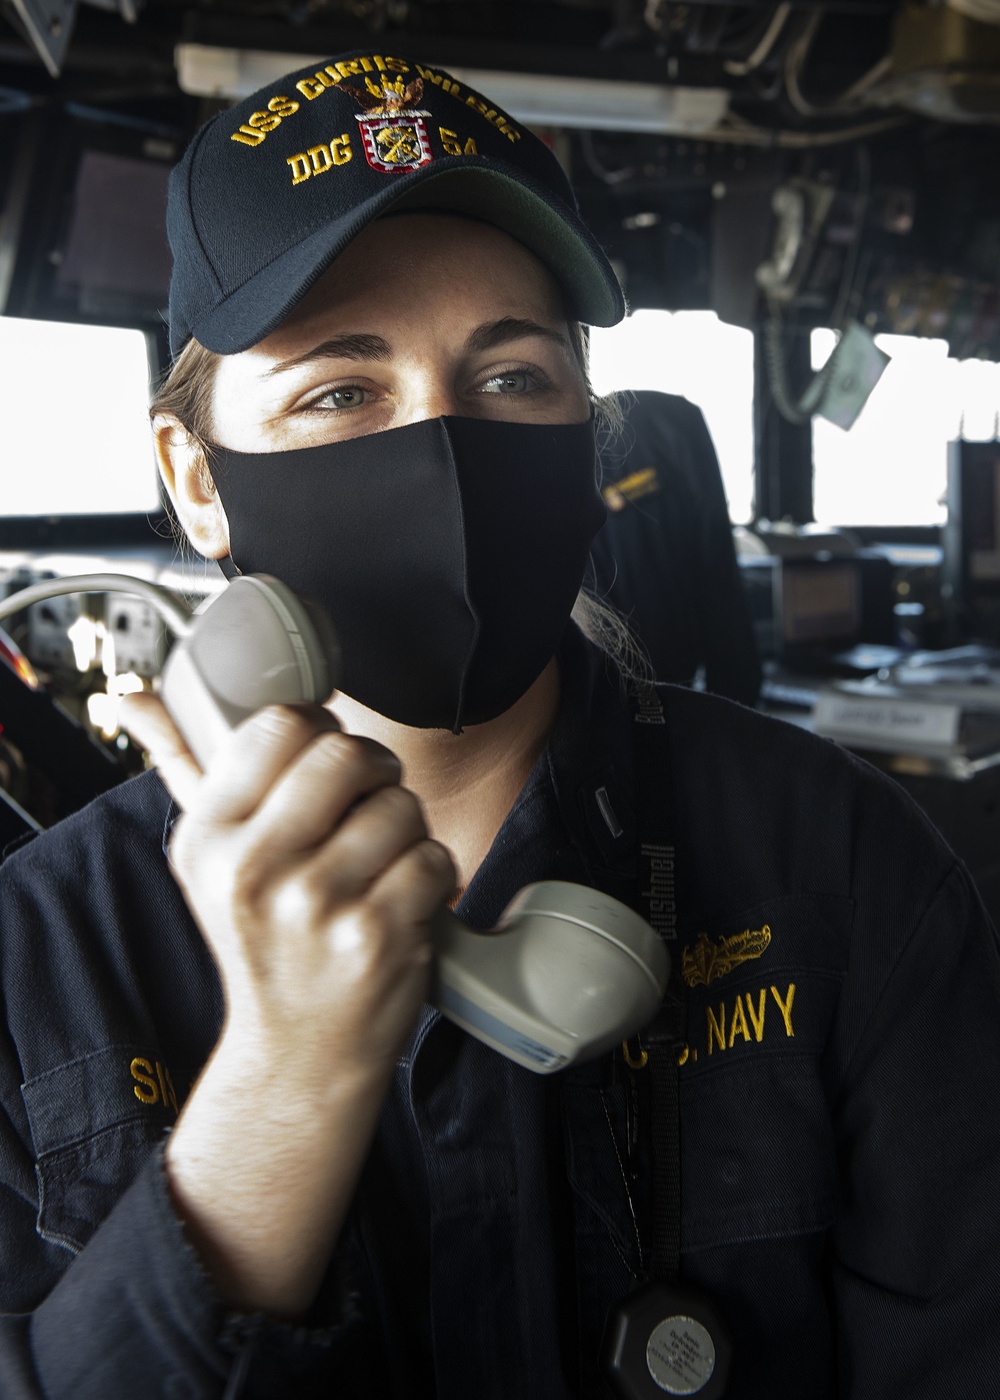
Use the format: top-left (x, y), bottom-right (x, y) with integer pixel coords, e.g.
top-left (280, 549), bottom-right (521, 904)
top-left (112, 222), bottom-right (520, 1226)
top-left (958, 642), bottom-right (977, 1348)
top-left (589, 308), bottom-right (755, 524)
top-left (591, 311), bottom-right (1000, 531)
top-left (811, 329), bottom-right (1000, 527)
top-left (0, 317), bottom-right (160, 516)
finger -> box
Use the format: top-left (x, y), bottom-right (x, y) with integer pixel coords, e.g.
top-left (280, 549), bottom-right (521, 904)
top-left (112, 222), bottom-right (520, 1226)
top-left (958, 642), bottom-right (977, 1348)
top-left (120, 691), bottom-right (204, 811)
top-left (192, 704), bottom-right (348, 824)
top-left (298, 783), bottom-right (430, 903)
top-left (244, 730), bottom-right (406, 866)
top-left (365, 837), bottom-right (458, 933)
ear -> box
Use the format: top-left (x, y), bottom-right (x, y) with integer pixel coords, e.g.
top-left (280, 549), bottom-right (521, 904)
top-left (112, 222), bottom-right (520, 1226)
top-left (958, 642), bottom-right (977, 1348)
top-left (153, 414), bottom-right (230, 560)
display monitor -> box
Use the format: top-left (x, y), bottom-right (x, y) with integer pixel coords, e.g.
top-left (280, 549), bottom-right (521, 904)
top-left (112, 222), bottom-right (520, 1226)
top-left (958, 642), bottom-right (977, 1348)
top-left (2, 109), bottom-right (176, 331)
top-left (779, 558), bottom-right (862, 651)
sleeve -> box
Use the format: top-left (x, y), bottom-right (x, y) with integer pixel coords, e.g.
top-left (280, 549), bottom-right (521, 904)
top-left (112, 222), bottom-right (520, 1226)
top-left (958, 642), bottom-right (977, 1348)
top-left (0, 1137), bottom-right (235, 1398)
top-left (0, 797), bottom-right (376, 1400)
top-left (0, 1054), bottom-right (378, 1400)
top-left (0, 810), bottom-right (234, 1396)
top-left (832, 858), bottom-right (1000, 1396)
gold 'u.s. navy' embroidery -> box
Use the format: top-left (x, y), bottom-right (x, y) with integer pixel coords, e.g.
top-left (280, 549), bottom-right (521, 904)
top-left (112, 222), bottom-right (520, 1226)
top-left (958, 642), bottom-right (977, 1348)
top-left (676, 980), bottom-right (796, 1066)
top-left (706, 982), bottom-right (795, 1055)
top-left (682, 924), bottom-right (772, 988)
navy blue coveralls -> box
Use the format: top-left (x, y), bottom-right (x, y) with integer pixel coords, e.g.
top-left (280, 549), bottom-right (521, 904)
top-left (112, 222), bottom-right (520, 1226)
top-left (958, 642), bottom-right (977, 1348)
top-left (0, 628), bottom-right (998, 1398)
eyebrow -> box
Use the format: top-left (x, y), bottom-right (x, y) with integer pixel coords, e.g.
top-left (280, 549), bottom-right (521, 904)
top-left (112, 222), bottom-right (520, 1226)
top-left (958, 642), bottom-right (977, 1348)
top-left (266, 333), bottom-right (393, 376)
top-left (267, 317), bottom-right (571, 378)
top-left (465, 317), bottom-right (572, 355)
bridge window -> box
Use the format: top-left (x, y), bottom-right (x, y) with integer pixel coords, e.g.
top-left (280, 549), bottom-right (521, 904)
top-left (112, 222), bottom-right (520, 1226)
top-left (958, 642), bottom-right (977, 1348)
top-left (0, 317), bottom-right (160, 516)
top-left (811, 330), bottom-right (1000, 527)
top-left (588, 308), bottom-right (755, 524)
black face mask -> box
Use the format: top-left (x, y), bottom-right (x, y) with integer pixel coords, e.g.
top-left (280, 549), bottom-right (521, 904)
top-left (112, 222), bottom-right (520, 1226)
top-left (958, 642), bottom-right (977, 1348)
top-left (207, 415), bottom-right (605, 732)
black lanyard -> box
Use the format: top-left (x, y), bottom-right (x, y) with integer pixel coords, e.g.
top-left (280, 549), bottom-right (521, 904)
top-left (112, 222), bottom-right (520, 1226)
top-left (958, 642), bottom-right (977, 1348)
top-left (629, 679), bottom-right (685, 1285)
top-left (603, 682), bottom-right (733, 1400)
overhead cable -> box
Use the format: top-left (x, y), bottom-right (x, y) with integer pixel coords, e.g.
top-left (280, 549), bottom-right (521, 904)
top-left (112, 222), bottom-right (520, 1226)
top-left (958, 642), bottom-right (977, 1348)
top-left (725, 3), bottom-right (793, 76)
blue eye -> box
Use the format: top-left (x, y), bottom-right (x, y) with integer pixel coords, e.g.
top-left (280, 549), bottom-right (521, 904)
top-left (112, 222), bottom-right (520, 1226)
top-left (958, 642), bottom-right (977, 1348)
top-left (481, 372), bottom-right (532, 395)
top-left (315, 386), bottom-right (367, 410)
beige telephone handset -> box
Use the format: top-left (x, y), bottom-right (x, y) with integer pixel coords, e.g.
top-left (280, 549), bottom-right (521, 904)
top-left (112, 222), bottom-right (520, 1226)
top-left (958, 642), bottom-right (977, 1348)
top-left (0, 573), bottom-right (668, 1072)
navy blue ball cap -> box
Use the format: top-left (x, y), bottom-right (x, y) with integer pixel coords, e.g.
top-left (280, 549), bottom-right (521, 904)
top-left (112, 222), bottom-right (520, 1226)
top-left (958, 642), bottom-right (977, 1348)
top-left (166, 50), bottom-right (626, 356)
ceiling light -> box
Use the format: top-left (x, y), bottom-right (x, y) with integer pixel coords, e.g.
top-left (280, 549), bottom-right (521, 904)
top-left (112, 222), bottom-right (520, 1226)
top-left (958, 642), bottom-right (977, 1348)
top-left (174, 45), bottom-right (729, 135)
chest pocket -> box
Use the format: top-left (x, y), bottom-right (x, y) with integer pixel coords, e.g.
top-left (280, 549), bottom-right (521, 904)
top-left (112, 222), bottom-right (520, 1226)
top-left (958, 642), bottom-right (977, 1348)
top-left (677, 893), bottom-right (851, 1251)
top-left (21, 1045), bottom-right (180, 1252)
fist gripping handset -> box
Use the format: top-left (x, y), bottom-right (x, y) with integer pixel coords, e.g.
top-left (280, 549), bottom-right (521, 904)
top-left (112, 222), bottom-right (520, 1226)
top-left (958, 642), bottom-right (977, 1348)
top-left (0, 573), bottom-right (668, 1072)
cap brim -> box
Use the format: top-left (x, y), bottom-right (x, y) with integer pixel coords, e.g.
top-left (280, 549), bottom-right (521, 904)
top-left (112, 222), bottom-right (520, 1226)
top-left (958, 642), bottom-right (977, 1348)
top-left (188, 160), bottom-right (624, 355)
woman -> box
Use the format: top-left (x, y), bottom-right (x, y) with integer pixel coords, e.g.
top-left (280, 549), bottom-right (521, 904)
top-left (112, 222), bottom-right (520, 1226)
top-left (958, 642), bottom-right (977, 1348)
top-left (0, 50), bottom-right (998, 1400)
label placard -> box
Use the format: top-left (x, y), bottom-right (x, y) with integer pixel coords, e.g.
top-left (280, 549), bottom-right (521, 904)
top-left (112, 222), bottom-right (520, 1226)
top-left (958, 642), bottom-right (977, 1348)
top-left (813, 693), bottom-right (961, 750)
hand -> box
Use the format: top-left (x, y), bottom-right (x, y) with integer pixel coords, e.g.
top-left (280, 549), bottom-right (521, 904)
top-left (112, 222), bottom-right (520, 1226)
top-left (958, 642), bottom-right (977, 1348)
top-left (122, 693), bottom-right (454, 1078)
top-left (120, 693), bottom-right (456, 1313)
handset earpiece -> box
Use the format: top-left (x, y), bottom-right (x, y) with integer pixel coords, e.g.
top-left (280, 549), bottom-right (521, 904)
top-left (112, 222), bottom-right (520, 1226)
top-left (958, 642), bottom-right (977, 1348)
top-left (0, 572), bottom-right (667, 1068)
top-left (0, 570), bottom-right (339, 776)
top-left (158, 574), bottom-right (340, 770)
top-left (431, 883), bottom-right (669, 1072)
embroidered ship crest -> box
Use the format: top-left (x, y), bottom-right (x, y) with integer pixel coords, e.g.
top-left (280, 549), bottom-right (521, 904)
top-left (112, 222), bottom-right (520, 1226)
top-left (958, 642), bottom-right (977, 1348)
top-left (342, 75), bottom-right (432, 172)
top-left (682, 925), bottom-right (771, 988)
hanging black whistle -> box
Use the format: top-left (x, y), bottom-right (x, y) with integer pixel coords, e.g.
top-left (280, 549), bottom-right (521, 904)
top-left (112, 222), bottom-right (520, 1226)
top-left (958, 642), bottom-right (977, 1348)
top-left (601, 1281), bottom-right (733, 1400)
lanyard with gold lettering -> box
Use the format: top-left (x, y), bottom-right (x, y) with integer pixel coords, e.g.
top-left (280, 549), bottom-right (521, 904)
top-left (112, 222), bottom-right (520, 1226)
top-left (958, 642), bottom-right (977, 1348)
top-left (602, 681), bottom-right (733, 1400)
